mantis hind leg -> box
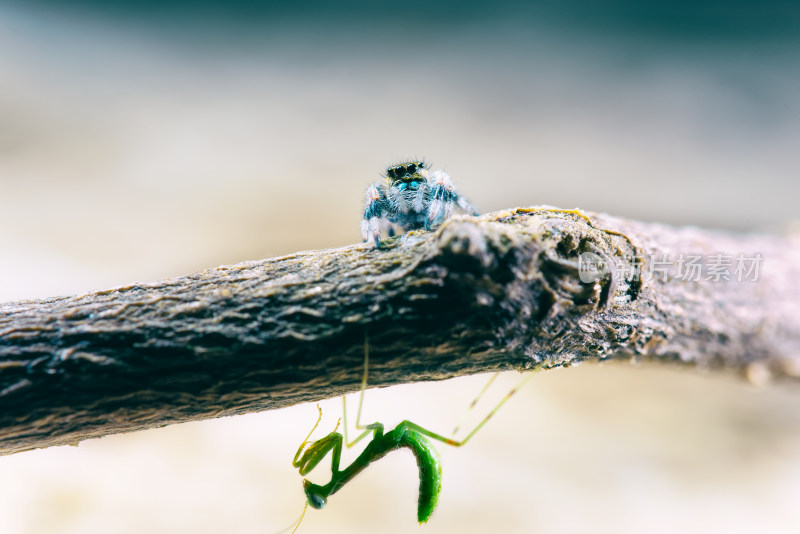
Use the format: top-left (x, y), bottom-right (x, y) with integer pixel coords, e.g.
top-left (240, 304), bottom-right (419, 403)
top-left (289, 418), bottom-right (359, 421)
top-left (451, 372), bottom-right (499, 436)
top-left (408, 370), bottom-right (538, 448)
top-left (343, 331), bottom-right (538, 449)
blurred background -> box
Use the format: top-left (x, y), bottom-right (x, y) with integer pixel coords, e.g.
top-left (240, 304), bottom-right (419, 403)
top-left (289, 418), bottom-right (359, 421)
top-left (1, 1), bottom-right (799, 533)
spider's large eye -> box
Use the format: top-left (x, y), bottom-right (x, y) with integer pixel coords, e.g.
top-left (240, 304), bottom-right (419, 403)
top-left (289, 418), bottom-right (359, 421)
top-left (386, 167), bottom-right (395, 178)
top-left (406, 163), bottom-right (417, 174)
top-left (394, 165), bottom-right (406, 177)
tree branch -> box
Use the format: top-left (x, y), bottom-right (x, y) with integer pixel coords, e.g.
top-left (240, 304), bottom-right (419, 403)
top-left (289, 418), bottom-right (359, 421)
top-left (2, 207), bottom-right (799, 455)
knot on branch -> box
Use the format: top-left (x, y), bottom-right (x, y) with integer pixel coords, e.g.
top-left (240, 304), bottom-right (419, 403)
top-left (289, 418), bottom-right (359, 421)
top-left (422, 208), bottom-right (641, 350)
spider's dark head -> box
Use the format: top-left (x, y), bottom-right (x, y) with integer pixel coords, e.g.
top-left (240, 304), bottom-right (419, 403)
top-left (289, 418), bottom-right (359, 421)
top-left (386, 161), bottom-right (426, 186)
top-left (302, 479), bottom-right (328, 510)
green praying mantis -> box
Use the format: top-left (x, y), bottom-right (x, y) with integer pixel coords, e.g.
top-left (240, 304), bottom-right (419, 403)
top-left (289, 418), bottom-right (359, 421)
top-left (288, 337), bottom-right (537, 531)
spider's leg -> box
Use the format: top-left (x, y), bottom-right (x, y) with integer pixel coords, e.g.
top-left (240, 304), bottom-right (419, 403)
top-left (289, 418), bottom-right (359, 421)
top-left (361, 183), bottom-right (387, 247)
top-left (456, 195), bottom-right (480, 216)
top-left (427, 170), bottom-right (480, 229)
top-left (411, 183), bottom-right (427, 214)
top-left (426, 170), bottom-right (458, 229)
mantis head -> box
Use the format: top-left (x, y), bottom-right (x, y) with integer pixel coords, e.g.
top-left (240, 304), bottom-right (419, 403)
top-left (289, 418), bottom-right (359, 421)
top-left (302, 479), bottom-right (328, 509)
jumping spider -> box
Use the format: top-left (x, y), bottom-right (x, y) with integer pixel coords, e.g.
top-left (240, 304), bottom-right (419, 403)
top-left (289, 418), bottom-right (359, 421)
top-left (361, 161), bottom-right (479, 247)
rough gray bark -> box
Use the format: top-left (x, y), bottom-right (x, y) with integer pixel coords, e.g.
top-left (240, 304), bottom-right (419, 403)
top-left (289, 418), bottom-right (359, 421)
top-left (1, 207), bottom-right (799, 456)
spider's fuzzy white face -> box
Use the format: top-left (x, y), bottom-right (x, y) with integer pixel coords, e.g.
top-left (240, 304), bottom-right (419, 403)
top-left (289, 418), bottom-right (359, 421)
top-left (384, 161), bottom-right (431, 215)
top-left (389, 179), bottom-right (428, 214)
